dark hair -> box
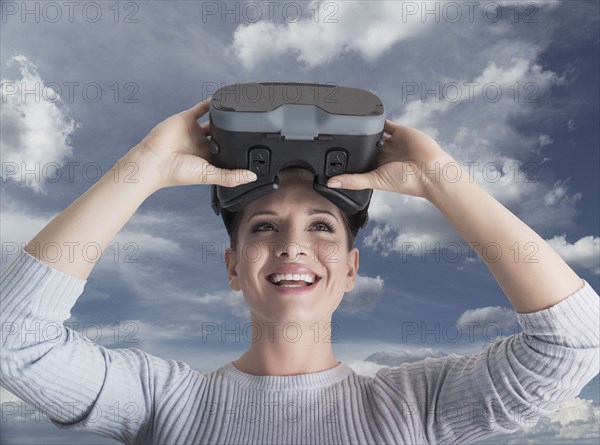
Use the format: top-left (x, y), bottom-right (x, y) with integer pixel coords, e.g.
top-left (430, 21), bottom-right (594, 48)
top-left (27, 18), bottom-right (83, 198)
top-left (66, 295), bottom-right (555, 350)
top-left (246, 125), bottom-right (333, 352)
top-left (222, 206), bottom-right (365, 252)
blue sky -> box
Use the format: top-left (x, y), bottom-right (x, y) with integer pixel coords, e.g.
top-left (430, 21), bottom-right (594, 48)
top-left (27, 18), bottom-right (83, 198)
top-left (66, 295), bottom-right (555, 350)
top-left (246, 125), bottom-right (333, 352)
top-left (1, 1), bottom-right (599, 443)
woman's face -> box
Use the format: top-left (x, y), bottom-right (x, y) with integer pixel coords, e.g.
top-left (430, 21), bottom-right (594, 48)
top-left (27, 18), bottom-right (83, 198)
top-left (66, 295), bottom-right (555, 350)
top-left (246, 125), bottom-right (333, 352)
top-left (225, 168), bottom-right (359, 324)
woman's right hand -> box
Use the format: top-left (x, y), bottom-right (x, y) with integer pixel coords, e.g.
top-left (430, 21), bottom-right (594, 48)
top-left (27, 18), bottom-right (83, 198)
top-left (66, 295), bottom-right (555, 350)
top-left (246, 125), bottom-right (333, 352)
top-left (130, 97), bottom-right (258, 191)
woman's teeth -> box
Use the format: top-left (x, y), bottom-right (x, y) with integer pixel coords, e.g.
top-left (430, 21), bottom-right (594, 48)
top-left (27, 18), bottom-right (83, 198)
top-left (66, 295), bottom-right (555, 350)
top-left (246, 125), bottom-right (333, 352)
top-left (268, 273), bottom-right (316, 285)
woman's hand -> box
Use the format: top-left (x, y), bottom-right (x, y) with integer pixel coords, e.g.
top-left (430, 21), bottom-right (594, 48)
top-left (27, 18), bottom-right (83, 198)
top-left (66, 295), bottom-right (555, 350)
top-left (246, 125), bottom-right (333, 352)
top-left (326, 119), bottom-right (456, 199)
top-left (130, 97), bottom-right (257, 191)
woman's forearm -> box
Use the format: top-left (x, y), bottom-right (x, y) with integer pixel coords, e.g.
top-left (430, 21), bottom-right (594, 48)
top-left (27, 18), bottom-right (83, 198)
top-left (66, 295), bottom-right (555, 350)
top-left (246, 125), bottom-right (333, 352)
top-left (423, 159), bottom-right (583, 313)
top-left (25, 146), bottom-right (161, 281)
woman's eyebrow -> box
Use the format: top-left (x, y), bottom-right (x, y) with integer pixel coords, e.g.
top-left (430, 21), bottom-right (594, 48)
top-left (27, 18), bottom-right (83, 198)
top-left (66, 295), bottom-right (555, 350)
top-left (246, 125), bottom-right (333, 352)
top-left (247, 209), bottom-right (339, 223)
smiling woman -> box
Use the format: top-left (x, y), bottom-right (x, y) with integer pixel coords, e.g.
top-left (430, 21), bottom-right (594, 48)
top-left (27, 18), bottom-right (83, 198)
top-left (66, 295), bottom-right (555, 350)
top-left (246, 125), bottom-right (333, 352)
top-left (221, 166), bottom-right (362, 376)
top-left (1, 100), bottom-right (598, 445)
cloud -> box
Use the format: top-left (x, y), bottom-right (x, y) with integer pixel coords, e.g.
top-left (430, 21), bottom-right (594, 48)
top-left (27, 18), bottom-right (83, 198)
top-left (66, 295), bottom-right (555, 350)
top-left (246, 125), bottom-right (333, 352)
top-left (343, 346), bottom-right (449, 377)
top-left (0, 192), bottom-right (49, 262)
top-left (546, 235), bottom-right (600, 274)
top-left (339, 274), bottom-right (384, 313)
top-left (0, 55), bottom-right (80, 194)
top-left (497, 0), bottom-right (561, 7)
top-left (538, 134), bottom-right (554, 147)
top-left (544, 178), bottom-right (582, 206)
top-left (113, 230), bottom-right (183, 257)
top-left (227, 1), bottom-right (565, 71)
top-left (228, 1), bottom-right (433, 70)
top-left (360, 55), bottom-right (586, 260)
top-left (456, 305), bottom-right (517, 338)
top-left (345, 359), bottom-right (389, 377)
top-left (122, 257), bottom-right (386, 320)
top-left (0, 192), bottom-right (183, 280)
top-left (0, 386), bottom-right (22, 405)
top-left (397, 57), bottom-right (564, 130)
top-left (88, 319), bottom-right (209, 347)
top-left (504, 398), bottom-right (600, 444)
top-left (342, 341), bottom-right (503, 377)
top-left (567, 118), bottom-right (577, 131)
top-left (116, 257), bottom-right (248, 316)
top-left (365, 347), bottom-right (447, 366)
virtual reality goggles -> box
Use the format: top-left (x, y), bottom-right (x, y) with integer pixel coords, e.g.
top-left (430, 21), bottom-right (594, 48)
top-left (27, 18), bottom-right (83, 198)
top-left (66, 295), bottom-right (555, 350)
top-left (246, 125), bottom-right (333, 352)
top-left (209, 82), bottom-right (386, 230)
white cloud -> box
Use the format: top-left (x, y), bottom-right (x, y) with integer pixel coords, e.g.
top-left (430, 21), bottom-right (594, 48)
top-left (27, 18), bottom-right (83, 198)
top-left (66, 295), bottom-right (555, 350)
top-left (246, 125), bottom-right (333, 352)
top-left (0, 385), bottom-right (22, 404)
top-left (117, 258), bottom-right (248, 317)
top-left (228, 1), bottom-right (433, 70)
top-left (0, 192), bottom-right (182, 274)
top-left (546, 235), bottom-right (600, 274)
top-left (339, 274), bottom-right (384, 313)
top-left (0, 192), bottom-right (49, 262)
top-left (497, 0), bottom-right (561, 6)
top-left (549, 397), bottom-right (597, 426)
top-left (0, 55), bottom-right (80, 194)
top-left (397, 57), bottom-right (563, 132)
top-left (365, 347), bottom-right (447, 366)
top-left (567, 118), bottom-right (577, 132)
top-left (538, 134), bottom-right (554, 147)
top-left (113, 229), bottom-right (182, 257)
top-left (90, 319), bottom-right (208, 346)
top-left (504, 398), bottom-right (600, 444)
top-left (456, 305), bottom-right (517, 338)
top-left (345, 359), bottom-right (388, 377)
top-left (344, 345), bottom-right (449, 377)
top-left (360, 55), bottom-right (586, 260)
top-left (228, 1), bottom-right (565, 71)
top-left (544, 178), bottom-right (582, 206)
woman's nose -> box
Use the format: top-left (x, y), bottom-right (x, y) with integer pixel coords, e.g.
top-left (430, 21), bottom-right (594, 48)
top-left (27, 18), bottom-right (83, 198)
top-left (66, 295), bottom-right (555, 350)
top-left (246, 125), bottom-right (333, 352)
top-left (274, 241), bottom-right (306, 259)
top-left (273, 232), bottom-right (311, 259)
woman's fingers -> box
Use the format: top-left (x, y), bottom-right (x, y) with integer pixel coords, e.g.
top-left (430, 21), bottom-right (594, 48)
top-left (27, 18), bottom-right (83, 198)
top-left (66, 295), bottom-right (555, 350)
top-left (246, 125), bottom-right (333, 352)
top-left (384, 119), bottom-right (397, 135)
top-left (188, 97), bottom-right (212, 119)
top-left (326, 170), bottom-right (381, 190)
top-left (198, 120), bottom-right (211, 135)
top-left (173, 153), bottom-right (257, 187)
top-left (217, 168), bottom-right (258, 187)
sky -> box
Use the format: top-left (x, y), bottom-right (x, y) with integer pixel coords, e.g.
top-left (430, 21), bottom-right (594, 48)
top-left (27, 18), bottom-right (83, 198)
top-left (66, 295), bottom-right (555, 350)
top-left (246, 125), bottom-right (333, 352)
top-left (1, 0), bottom-right (599, 443)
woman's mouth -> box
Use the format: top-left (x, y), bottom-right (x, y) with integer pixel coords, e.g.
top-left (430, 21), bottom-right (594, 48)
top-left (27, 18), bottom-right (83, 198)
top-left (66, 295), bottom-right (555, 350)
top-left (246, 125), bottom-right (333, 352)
top-left (264, 274), bottom-right (322, 293)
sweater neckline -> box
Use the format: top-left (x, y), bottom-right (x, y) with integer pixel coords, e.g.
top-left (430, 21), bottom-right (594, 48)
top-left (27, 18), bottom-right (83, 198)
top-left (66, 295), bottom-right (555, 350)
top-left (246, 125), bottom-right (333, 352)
top-left (219, 361), bottom-right (354, 391)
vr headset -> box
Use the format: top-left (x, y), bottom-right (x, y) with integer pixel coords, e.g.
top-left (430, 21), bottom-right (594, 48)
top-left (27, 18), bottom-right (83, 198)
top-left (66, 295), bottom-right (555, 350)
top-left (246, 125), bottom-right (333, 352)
top-left (209, 82), bottom-right (386, 230)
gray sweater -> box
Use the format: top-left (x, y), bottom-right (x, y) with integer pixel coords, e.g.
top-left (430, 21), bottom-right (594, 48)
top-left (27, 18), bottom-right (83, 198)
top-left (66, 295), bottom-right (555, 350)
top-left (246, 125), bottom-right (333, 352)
top-left (1, 248), bottom-right (598, 445)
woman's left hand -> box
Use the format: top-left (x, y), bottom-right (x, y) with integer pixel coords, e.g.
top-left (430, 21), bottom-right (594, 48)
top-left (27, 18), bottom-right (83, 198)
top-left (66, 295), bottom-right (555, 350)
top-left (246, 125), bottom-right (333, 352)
top-left (326, 119), bottom-right (456, 199)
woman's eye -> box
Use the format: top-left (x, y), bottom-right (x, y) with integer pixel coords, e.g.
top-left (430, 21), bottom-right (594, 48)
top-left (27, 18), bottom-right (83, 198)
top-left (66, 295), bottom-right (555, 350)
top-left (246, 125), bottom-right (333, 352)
top-left (250, 220), bottom-right (335, 233)
top-left (252, 223), bottom-right (274, 232)
top-left (314, 221), bottom-right (334, 232)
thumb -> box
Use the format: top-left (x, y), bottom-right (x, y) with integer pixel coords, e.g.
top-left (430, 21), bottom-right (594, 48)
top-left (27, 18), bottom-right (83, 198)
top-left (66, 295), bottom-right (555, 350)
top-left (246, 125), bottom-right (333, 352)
top-left (213, 167), bottom-right (258, 188)
top-left (326, 171), bottom-right (378, 190)
top-left (170, 153), bottom-right (258, 187)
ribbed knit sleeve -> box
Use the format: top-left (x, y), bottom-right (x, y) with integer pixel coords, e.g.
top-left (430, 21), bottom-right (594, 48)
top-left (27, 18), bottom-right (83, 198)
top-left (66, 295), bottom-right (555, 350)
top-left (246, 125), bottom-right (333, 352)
top-left (372, 279), bottom-right (600, 445)
top-left (0, 248), bottom-right (192, 445)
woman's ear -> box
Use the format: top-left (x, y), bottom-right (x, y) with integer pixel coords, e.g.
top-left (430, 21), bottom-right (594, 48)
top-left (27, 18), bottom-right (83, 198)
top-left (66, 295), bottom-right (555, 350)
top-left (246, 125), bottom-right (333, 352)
top-left (345, 247), bottom-right (359, 292)
top-left (225, 247), bottom-right (241, 291)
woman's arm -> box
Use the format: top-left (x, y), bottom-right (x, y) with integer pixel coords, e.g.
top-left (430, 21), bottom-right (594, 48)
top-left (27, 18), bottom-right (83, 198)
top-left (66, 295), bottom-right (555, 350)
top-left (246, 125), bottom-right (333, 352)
top-left (334, 120), bottom-right (599, 443)
top-left (24, 147), bottom-right (159, 280)
top-left (327, 119), bottom-right (585, 312)
top-left (422, 159), bottom-right (583, 313)
top-left (24, 97), bottom-right (257, 281)
top-left (373, 279), bottom-right (599, 444)
top-left (1, 98), bottom-right (256, 441)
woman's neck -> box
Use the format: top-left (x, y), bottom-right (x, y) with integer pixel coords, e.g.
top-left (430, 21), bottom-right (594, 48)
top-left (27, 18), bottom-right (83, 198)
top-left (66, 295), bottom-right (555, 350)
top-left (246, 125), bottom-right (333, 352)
top-left (232, 318), bottom-right (340, 376)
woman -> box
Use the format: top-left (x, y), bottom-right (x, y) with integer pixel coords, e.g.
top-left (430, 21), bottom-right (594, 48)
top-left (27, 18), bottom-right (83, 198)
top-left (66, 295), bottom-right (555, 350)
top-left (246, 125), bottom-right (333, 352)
top-left (1, 98), bottom-right (598, 445)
